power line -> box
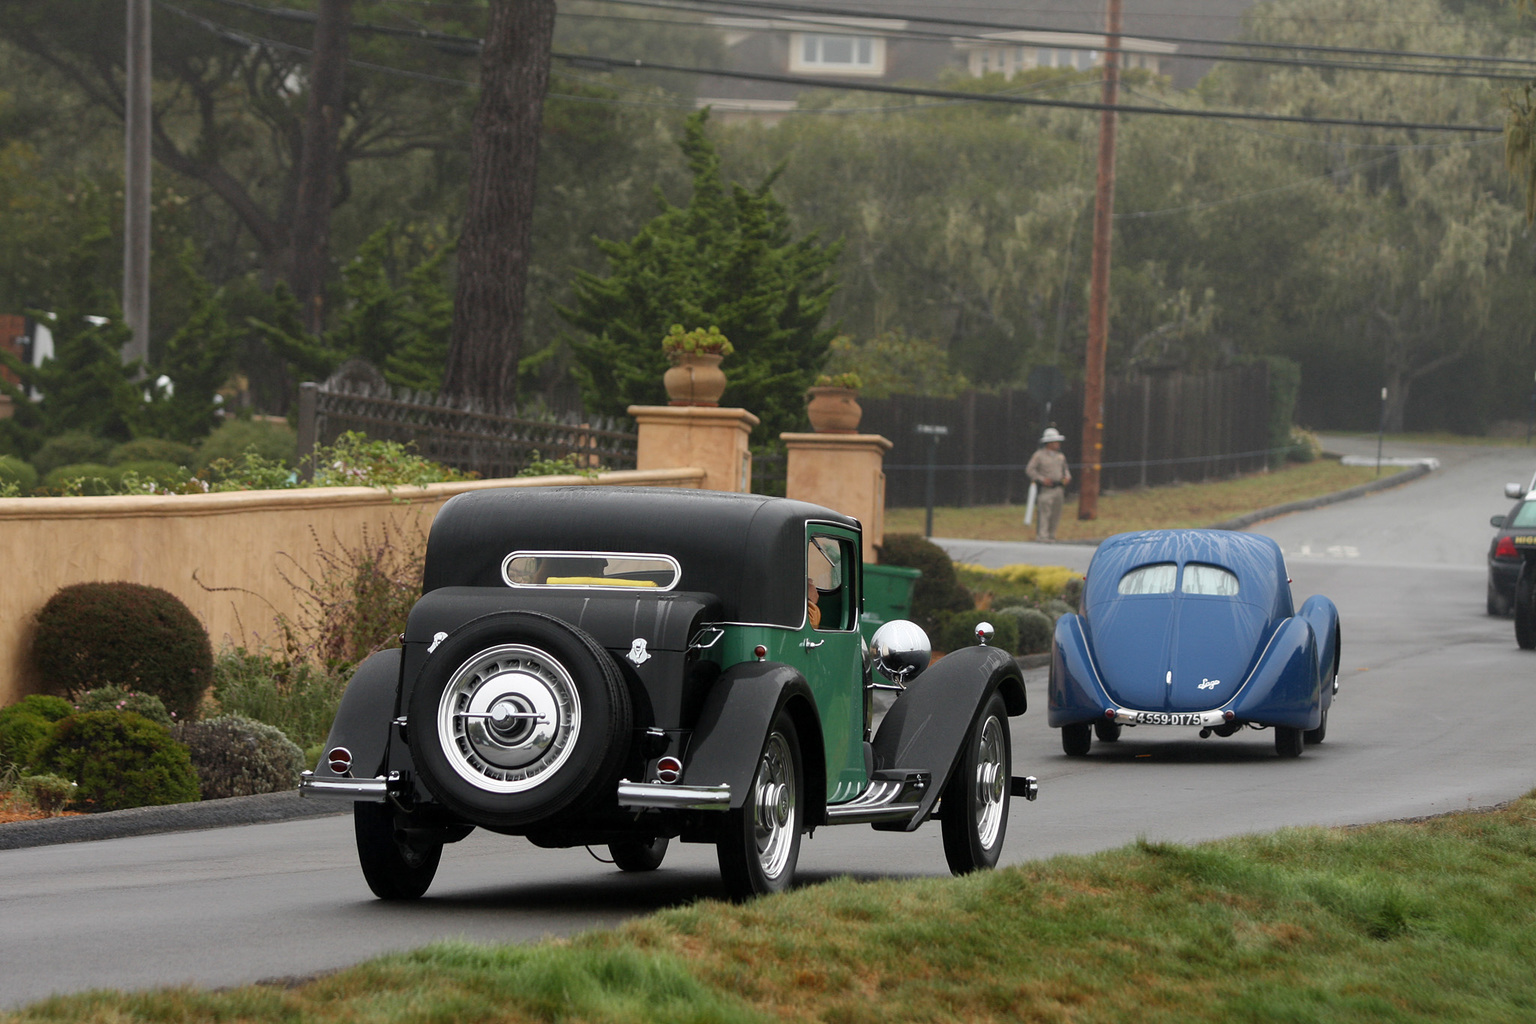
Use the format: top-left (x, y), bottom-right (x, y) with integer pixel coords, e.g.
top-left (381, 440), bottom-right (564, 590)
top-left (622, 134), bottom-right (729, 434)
top-left (190, 0), bottom-right (1536, 82)
top-left (643, 0), bottom-right (1536, 71)
top-left (559, 52), bottom-right (1504, 133)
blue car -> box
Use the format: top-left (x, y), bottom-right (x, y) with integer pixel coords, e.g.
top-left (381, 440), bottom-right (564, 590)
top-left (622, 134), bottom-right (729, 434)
top-left (1048, 529), bottom-right (1340, 758)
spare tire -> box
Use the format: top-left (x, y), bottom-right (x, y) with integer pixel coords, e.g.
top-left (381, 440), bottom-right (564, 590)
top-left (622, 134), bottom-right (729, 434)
top-left (408, 611), bottom-right (632, 828)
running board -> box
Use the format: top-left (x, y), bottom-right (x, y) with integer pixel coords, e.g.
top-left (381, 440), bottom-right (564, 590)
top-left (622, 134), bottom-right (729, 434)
top-left (826, 770), bottom-right (930, 824)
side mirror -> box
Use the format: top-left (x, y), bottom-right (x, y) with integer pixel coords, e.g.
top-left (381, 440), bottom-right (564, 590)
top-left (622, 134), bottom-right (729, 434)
top-left (1492, 515), bottom-right (1507, 528)
top-left (869, 619), bottom-right (931, 687)
top-left (1505, 483), bottom-right (1525, 499)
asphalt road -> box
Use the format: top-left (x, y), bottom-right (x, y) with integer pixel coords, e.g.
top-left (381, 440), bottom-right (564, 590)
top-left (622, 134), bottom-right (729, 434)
top-left (2, 437), bottom-right (1534, 1009)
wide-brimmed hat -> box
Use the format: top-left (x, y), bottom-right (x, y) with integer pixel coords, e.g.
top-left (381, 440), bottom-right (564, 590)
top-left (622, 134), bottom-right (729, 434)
top-left (1040, 428), bottom-right (1066, 444)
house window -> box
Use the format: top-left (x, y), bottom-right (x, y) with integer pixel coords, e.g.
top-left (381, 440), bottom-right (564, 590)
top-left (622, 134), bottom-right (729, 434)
top-left (790, 33), bottom-right (884, 75)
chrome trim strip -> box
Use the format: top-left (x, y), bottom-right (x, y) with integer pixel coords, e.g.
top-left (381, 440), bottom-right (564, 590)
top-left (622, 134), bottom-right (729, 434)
top-left (617, 780), bottom-right (731, 811)
top-left (299, 771), bottom-right (388, 801)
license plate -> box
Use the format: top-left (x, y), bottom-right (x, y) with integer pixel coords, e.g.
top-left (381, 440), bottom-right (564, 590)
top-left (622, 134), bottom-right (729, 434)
top-left (1130, 711), bottom-right (1204, 726)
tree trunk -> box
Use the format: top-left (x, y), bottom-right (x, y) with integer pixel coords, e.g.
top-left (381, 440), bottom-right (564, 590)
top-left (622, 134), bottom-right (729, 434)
top-left (443, 0), bottom-right (556, 413)
top-left (290, 0), bottom-right (353, 337)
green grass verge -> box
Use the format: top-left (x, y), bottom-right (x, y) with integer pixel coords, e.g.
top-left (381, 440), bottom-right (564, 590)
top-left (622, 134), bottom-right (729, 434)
top-left (11, 793), bottom-right (1536, 1023)
top-left (887, 460), bottom-right (1396, 542)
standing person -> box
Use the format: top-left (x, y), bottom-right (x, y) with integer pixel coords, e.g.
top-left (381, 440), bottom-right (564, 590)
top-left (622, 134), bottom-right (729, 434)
top-left (1026, 427), bottom-right (1072, 541)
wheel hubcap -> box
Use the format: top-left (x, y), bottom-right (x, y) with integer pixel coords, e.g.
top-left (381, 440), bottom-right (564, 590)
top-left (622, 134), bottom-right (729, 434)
top-left (752, 732), bottom-right (796, 878)
top-left (973, 716), bottom-right (1006, 849)
top-left (437, 644), bottom-right (581, 793)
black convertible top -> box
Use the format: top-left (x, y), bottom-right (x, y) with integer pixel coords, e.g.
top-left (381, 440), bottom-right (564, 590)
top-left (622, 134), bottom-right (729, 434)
top-left (422, 486), bottom-right (861, 625)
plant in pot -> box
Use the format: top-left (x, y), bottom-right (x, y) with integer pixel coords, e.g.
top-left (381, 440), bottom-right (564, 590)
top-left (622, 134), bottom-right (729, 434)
top-left (806, 372), bottom-right (864, 433)
top-left (662, 325), bottom-right (734, 406)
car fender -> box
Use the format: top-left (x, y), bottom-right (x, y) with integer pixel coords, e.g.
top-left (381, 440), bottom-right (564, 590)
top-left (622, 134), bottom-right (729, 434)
top-left (1297, 594), bottom-right (1341, 710)
top-left (870, 645), bottom-right (1025, 832)
top-left (1047, 614), bottom-right (1109, 727)
top-left (312, 648), bottom-right (402, 781)
top-left (683, 661), bottom-right (826, 823)
top-left (1228, 617), bottom-right (1321, 729)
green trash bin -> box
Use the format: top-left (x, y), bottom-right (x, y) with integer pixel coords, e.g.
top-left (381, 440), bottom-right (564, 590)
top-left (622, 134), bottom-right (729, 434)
top-left (860, 562), bottom-right (922, 642)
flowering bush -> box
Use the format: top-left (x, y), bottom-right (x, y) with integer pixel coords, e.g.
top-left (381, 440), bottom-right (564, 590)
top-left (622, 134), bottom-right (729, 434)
top-left (306, 431), bottom-right (476, 488)
top-left (814, 372), bottom-right (863, 390)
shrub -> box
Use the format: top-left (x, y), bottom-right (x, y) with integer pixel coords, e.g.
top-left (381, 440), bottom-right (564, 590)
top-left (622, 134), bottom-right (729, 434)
top-left (211, 647), bottom-right (346, 749)
top-left (202, 445), bottom-right (297, 491)
top-left (1288, 426), bottom-right (1322, 463)
top-left (18, 773), bottom-right (74, 814)
top-left (74, 686), bottom-right (175, 728)
top-left (33, 710), bottom-right (200, 810)
top-left (109, 437), bottom-right (197, 467)
top-left (31, 431), bottom-right (114, 476)
top-left (0, 454), bottom-right (38, 493)
top-left (31, 582), bottom-right (214, 720)
top-left (517, 449), bottom-right (599, 479)
top-left (276, 518), bottom-right (425, 675)
top-left (113, 460), bottom-right (192, 490)
top-left (0, 694), bottom-right (76, 766)
top-left (196, 418), bottom-right (297, 471)
top-left (994, 606), bottom-right (1054, 654)
top-left (306, 431), bottom-right (475, 488)
top-left (174, 714), bottom-right (305, 800)
top-left (933, 609), bottom-right (1020, 655)
top-left (1041, 598), bottom-right (1074, 621)
top-left (875, 534), bottom-right (974, 636)
top-left (41, 462), bottom-right (117, 494)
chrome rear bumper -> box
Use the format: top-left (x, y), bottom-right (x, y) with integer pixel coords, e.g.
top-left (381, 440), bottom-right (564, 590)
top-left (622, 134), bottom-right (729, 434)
top-left (617, 780), bottom-right (731, 811)
top-left (298, 771), bottom-right (388, 801)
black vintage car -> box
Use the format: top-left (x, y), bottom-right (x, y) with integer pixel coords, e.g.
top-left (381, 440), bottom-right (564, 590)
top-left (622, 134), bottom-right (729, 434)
top-left (301, 487), bottom-right (1036, 900)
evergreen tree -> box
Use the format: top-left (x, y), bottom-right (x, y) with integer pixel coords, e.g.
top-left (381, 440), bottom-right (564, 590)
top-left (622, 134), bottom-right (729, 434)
top-left (139, 245), bottom-right (235, 444)
top-left (561, 110), bottom-right (841, 441)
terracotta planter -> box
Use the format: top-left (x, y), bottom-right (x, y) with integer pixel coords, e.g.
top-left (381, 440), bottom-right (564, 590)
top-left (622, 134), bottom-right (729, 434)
top-left (663, 352), bottom-right (727, 406)
top-left (806, 386), bottom-right (862, 433)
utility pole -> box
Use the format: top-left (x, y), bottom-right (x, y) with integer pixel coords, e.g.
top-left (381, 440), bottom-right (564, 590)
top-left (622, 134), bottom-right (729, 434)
top-left (123, 0), bottom-right (151, 366)
top-left (1078, 0), bottom-right (1123, 520)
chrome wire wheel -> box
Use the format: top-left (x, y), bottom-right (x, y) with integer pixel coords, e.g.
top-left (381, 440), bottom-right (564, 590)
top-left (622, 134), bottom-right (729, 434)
top-left (971, 714), bottom-right (1007, 852)
top-left (436, 644), bottom-right (581, 793)
top-left (943, 690), bottom-right (1012, 874)
top-left (751, 730), bottom-right (798, 882)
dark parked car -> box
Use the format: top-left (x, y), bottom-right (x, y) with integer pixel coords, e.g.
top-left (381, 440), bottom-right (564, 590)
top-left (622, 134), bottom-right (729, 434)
top-left (1486, 499), bottom-right (1531, 618)
top-left (1049, 529), bottom-right (1341, 758)
top-left (302, 487), bottom-right (1037, 900)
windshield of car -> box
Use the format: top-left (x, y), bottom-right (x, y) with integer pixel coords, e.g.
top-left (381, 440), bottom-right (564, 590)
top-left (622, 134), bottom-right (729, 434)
top-left (1118, 563), bottom-right (1176, 595)
top-left (1181, 563), bottom-right (1240, 596)
top-left (501, 551), bottom-right (680, 590)
top-left (1511, 501), bottom-right (1536, 528)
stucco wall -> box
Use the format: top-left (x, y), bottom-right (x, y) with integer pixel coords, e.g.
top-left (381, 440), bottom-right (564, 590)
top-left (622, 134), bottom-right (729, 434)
top-left (0, 468), bottom-right (702, 706)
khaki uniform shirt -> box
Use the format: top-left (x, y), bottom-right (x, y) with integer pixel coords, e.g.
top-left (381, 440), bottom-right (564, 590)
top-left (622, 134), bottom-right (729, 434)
top-left (1026, 447), bottom-right (1070, 486)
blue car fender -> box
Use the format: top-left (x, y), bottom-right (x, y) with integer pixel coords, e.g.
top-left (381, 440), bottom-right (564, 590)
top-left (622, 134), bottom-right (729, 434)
top-left (683, 662), bottom-right (827, 823)
top-left (1047, 614), bottom-right (1109, 728)
top-left (1297, 595), bottom-right (1341, 710)
top-left (1227, 617), bottom-right (1321, 729)
top-left (871, 645), bottom-right (1025, 832)
top-left (313, 648), bottom-right (402, 781)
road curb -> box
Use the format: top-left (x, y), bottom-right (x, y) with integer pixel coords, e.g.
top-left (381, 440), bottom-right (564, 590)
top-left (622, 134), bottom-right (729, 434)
top-left (0, 791), bottom-right (345, 852)
top-left (1206, 461), bottom-right (1433, 532)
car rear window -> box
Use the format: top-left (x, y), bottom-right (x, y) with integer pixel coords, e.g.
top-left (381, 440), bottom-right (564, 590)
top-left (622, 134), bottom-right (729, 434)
top-left (1118, 563), bottom-right (1176, 595)
top-left (502, 551), bottom-right (680, 590)
top-left (1512, 501), bottom-right (1536, 528)
top-left (1181, 563), bottom-right (1240, 596)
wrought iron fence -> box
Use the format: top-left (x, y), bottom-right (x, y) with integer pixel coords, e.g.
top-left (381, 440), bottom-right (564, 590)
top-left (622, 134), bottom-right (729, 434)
top-left (295, 378), bottom-right (637, 481)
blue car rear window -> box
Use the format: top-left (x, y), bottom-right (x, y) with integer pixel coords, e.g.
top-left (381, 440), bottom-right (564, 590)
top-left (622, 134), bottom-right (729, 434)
top-left (1181, 563), bottom-right (1240, 596)
top-left (1117, 563), bottom-right (1176, 595)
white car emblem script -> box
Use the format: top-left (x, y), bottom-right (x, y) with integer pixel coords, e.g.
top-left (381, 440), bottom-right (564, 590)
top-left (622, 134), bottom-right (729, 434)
top-left (627, 638), bottom-right (652, 666)
top-left (1198, 678), bottom-right (1221, 690)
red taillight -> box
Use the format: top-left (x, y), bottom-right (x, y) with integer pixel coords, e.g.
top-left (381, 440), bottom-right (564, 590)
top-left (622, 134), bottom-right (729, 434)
top-left (1104, 708), bottom-right (1117, 720)
top-left (1496, 535), bottom-right (1518, 559)
top-left (327, 747), bottom-right (353, 774)
top-left (656, 756), bottom-right (682, 784)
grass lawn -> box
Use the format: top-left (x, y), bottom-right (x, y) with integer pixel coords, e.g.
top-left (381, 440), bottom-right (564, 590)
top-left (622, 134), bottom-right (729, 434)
top-left (886, 459), bottom-right (1400, 542)
top-left (11, 792), bottom-right (1536, 1023)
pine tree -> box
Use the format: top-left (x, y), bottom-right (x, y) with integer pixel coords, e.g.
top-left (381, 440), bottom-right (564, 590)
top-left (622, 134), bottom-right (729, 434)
top-left (561, 110), bottom-right (841, 442)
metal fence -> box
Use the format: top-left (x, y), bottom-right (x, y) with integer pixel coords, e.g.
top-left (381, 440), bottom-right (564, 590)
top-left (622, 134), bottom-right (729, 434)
top-left (862, 363), bottom-right (1274, 508)
top-left (295, 378), bottom-right (638, 481)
